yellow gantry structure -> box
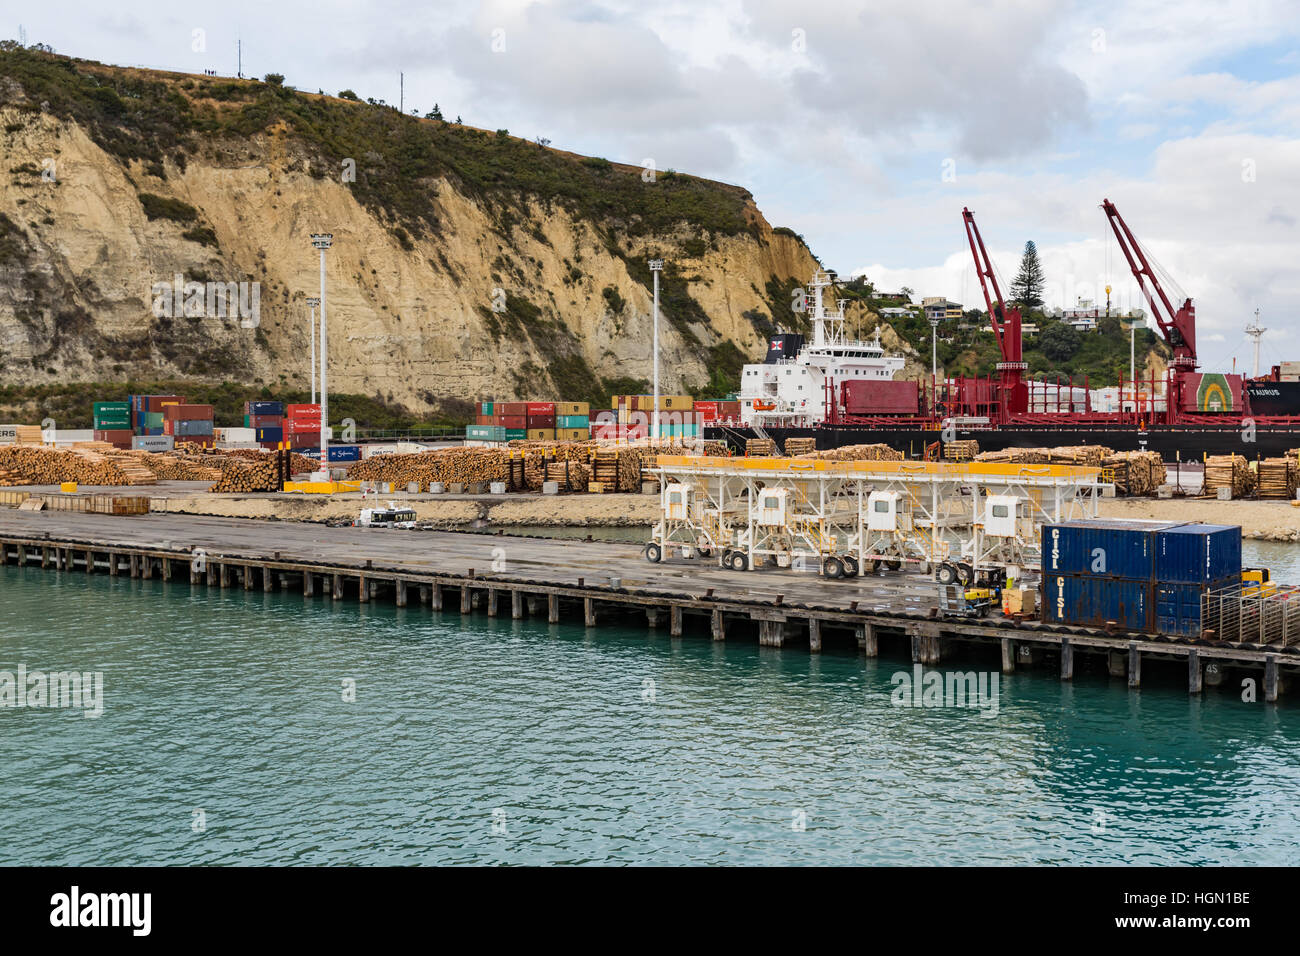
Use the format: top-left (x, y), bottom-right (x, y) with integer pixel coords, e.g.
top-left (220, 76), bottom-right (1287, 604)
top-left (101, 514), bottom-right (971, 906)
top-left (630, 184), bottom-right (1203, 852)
top-left (647, 455), bottom-right (1106, 578)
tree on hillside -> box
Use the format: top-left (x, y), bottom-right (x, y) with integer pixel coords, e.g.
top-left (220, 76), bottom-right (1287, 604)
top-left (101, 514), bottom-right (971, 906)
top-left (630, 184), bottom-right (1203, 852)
top-left (1039, 320), bottom-right (1080, 362)
top-left (1011, 240), bottom-right (1045, 309)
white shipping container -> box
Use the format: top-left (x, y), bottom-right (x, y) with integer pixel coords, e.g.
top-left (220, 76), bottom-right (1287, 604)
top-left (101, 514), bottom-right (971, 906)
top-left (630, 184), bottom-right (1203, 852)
top-left (132, 435), bottom-right (175, 452)
top-left (216, 427), bottom-right (257, 443)
top-left (361, 443), bottom-right (398, 459)
top-left (1279, 361), bottom-right (1300, 377)
top-left (51, 429), bottom-right (94, 444)
top-left (215, 441), bottom-right (262, 450)
top-left (0, 424), bottom-right (18, 444)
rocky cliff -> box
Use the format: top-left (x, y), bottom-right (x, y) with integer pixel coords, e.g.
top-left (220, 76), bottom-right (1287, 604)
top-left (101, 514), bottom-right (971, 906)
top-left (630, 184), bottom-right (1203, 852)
top-left (0, 46), bottom-right (854, 416)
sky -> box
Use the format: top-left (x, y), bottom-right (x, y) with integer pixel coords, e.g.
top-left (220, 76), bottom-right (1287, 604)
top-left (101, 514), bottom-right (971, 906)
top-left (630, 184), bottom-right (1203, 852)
top-left (12, 0), bottom-right (1300, 373)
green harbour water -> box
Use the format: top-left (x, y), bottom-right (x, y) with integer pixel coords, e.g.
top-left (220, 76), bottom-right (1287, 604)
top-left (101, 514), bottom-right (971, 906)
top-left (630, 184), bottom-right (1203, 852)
top-left (1, 539), bottom-right (1297, 866)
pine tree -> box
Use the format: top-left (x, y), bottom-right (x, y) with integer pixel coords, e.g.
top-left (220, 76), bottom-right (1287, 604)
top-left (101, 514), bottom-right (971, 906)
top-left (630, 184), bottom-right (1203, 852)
top-left (1011, 241), bottom-right (1045, 309)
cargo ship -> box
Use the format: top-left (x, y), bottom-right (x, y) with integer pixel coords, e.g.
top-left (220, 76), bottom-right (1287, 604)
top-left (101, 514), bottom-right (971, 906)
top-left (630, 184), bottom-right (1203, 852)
top-left (713, 200), bottom-right (1300, 459)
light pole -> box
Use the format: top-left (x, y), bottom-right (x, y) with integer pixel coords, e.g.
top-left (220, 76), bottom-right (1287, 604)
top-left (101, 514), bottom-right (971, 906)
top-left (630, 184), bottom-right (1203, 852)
top-left (306, 296), bottom-right (320, 405)
top-left (1245, 308), bottom-right (1266, 378)
top-left (310, 233), bottom-right (333, 477)
top-left (929, 315), bottom-right (939, 384)
top-left (649, 259), bottom-right (664, 442)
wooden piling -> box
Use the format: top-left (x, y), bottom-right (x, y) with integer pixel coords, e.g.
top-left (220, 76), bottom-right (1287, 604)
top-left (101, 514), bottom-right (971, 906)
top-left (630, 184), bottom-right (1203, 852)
top-left (1265, 654), bottom-right (1279, 702)
top-left (431, 582), bottom-right (443, 611)
top-left (1001, 638), bottom-right (1015, 674)
top-left (711, 608), bottom-right (725, 641)
top-left (1188, 649), bottom-right (1202, 694)
top-left (859, 623), bottom-right (878, 657)
top-left (808, 618), bottom-right (822, 653)
top-left (511, 590), bottom-right (523, 620)
top-left (487, 589), bottom-right (498, 617)
top-left (1128, 642), bottom-right (1141, 688)
top-left (461, 585), bottom-right (471, 614)
top-left (548, 593), bottom-right (559, 624)
top-left (670, 605), bottom-right (683, 637)
top-left (1060, 638), bottom-right (1073, 681)
top-left (333, 574), bottom-right (344, 600)
top-left (395, 579), bottom-right (407, 607)
top-left (584, 597), bottom-right (596, 627)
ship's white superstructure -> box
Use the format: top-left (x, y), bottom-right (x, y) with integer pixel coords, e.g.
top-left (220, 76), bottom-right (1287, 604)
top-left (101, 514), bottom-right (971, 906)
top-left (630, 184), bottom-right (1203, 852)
top-left (739, 270), bottom-right (906, 426)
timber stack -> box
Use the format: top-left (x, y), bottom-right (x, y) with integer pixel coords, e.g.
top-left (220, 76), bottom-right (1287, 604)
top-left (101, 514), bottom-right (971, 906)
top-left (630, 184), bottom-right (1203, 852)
top-left (1257, 457), bottom-right (1298, 499)
top-left (1203, 454), bottom-right (1255, 498)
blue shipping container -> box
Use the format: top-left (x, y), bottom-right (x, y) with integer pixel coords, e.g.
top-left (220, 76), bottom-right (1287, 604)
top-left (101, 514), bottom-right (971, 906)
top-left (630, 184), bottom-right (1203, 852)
top-left (256, 426), bottom-right (284, 442)
top-left (1042, 573), bottom-right (1154, 632)
top-left (1155, 524), bottom-right (1241, 585)
top-left (249, 401), bottom-right (284, 416)
top-left (1041, 519), bottom-right (1186, 580)
top-left (1155, 577), bottom-right (1239, 637)
top-left (327, 445), bottom-right (361, 463)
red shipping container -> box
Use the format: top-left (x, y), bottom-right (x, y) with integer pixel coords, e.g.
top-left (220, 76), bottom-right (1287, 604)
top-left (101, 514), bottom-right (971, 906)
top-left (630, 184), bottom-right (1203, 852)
top-left (475, 414), bottom-right (494, 426)
top-left (286, 403), bottom-right (322, 417)
top-left (285, 421), bottom-right (322, 435)
top-left (163, 404), bottom-right (215, 421)
top-left (497, 402), bottom-right (529, 416)
top-left (694, 401), bottom-right (720, 423)
top-left (526, 402), bottom-right (555, 415)
top-left (247, 415), bottom-right (283, 428)
top-left (842, 380), bottom-right (919, 416)
top-left (146, 395), bottom-right (185, 412)
top-left (526, 413), bottom-right (556, 428)
top-left (500, 415), bottom-right (527, 429)
top-left (93, 429), bottom-right (133, 448)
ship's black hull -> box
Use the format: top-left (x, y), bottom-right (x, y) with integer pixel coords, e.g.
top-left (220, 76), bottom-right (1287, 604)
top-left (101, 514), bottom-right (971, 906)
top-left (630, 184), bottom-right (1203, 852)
top-left (1245, 381), bottom-right (1300, 416)
top-left (707, 423), bottom-right (1300, 459)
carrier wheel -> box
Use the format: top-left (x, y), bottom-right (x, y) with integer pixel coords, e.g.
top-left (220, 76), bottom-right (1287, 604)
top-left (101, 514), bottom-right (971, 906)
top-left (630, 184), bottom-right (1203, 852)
top-left (842, 555), bottom-right (859, 576)
top-left (720, 549), bottom-right (733, 568)
top-left (728, 551), bottom-right (749, 572)
top-left (644, 543), bottom-right (662, 563)
top-left (886, 558), bottom-right (903, 571)
top-left (936, 563), bottom-right (958, 585)
top-left (862, 558), bottom-right (879, 575)
top-left (697, 547), bottom-right (713, 559)
top-left (823, 556), bottom-right (844, 579)
top-left (957, 563), bottom-right (974, 586)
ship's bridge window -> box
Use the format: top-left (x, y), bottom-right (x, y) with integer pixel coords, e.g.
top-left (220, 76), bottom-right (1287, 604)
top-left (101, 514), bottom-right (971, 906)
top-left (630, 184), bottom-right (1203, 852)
top-left (991, 504), bottom-right (1009, 518)
top-left (874, 500), bottom-right (890, 513)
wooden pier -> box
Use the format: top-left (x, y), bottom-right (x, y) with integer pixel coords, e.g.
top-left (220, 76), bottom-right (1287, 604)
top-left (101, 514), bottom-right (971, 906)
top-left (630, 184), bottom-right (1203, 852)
top-left (0, 511), bottom-right (1292, 702)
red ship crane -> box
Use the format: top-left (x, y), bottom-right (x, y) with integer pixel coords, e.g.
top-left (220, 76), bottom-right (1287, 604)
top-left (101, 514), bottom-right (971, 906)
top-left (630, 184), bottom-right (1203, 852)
top-left (962, 207), bottom-right (1027, 416)
top-left (1101, 198), bottom-right (1196, 371)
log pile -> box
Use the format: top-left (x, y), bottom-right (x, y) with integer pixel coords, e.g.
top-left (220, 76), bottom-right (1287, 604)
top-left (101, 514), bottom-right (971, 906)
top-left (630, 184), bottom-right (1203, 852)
top-left (974, 447), bottom-right (1051, 464)
top-left (943, 440), bottom-right (980, 460)
top-left (351, 447), bottom-right (512, 487)
top-left (209, 455), bottom-right (283, 493)
top-left (545, 459), bottom-right (592, 490)
top-left (1102, 451), bottom-right (1166, 496)
top-left (745, 438), bottom-right (777, 457)
top-left (783, 437), bottom-right (817, 457)
top-left (1203, 454), bottom-right (1254, 498)
top-left (0, 445), bottom-right (136, 486)
top-left (1258, 457), bottom-right (1298, 499)
top-left (799, 443), bottom-right (903, 462)
top-left (1047, 445), bottom-right (1113, 467)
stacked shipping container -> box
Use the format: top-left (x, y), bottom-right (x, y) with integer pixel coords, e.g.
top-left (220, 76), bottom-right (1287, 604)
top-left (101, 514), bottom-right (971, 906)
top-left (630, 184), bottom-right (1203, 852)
top-left (1040, 520), bottom-right (1241, 636)
top-left (162, 404), bottom-right (215, 446)
top-left (93, 401), bottom-right (133, 449)
top-left (468, 401), bottom-right (591, 442)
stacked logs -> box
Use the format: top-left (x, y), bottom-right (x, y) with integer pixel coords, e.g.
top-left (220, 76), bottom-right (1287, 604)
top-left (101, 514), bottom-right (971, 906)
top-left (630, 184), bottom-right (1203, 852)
top-left (974, 447), bottom-right (1051, 464)
top-left (943, 440), bottom-right (980, 460)
top-left (783, 437), bottom-right (817, 456)
top-left (350, 447), bottom-right (511, 487)
top-left (209, 455), bottom-right (284, 493)
top-left (1258, 458), bottom-right (1298, 499)
top-left (1047, 446), bottom-right (1113, 467)
top-left (799, 443), bottom-right (903, 462)
top-left (545, 459), bottom-right (592, 490)
top-left (745, 437), bottom-right (777, 456)
top-left (0, 445), bottom-right (136, 486)
top-left (1203, 454), bottom-right (1254, 498)
top-left (1102, 451), bottom-right (1166, 496)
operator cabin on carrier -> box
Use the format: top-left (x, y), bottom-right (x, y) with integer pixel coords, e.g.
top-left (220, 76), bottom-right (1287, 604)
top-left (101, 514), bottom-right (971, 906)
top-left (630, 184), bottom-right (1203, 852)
top-left (739, 270), bottom-right (906, 426)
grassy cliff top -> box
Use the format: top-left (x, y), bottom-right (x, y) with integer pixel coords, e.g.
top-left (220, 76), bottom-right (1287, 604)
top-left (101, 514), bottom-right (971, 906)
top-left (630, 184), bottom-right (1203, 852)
top-left (0, 44), bottom-right (756, 241)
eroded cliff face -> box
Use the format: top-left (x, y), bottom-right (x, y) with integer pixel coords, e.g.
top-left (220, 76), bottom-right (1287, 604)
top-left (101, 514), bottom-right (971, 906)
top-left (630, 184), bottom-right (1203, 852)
top-left (0, 100), bottom-right (825, 413)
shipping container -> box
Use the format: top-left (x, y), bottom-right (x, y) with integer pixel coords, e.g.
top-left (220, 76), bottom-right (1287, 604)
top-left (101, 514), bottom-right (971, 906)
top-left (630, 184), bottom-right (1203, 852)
top-left (500, 415), bottom-right (527, 429)
top-left (146, 395), bottom-right (185, 412)
top-left (526, 402), bottom-right (555, 415)
top-left (556, 414), bottom-right (590, 429)
top-left (1155, 580), bottom-right (1237, 638)
top-left (556, 428), bottom-right (590, 441)
top-left (214, 427), bottom-right (256, 443)
top-left (480, 401), bottom-right (494, 416)
top-left (286, 403), bottom-right (321, 418)
top-left (327, 445), bottom-right (361, 463)
top-left (1155, 524), bottom-right (1242, 585)
top-left (246, 414), bottom-right (283, 429)
top-left (92, 429), bottom-right (133, 448)
top-left (1042, 519), bottom-right (1187, 581)
top-left (526, 428), bottom-right (556, 441)
top-left (163, 404), bottom-right (215, 421)
top-left (174, 420), bottom-right (215, 437)
top-left (555, 402), bottom-right (589, 416)
top-left (475, 414), bottom-right (495, 426)
top-left (526, 413), bottom-right (556, 428)
top-left (466, 425), bottom-right (507, 441)
top-left (246, 400), bottom-right (284, 416)
top-left (1041, 574), bottom-right (1154, 632)
top-left (131, 435), bottom-right (174, 452)
top-left (505, 429), bottom-right (527, 440)
top-left (497, 402), bottom-right (529, 416)
top-left (93, 401), bottom-right (130, 413)
top-left (255, 427), bottom-right (284, 443)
